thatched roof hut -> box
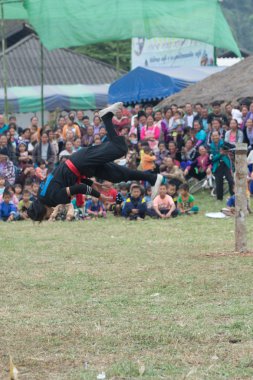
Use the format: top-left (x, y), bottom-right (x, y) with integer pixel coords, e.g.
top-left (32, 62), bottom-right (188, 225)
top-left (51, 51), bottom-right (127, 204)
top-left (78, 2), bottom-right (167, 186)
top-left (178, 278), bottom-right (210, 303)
top-left (158, 56), bottom-right (253, 108)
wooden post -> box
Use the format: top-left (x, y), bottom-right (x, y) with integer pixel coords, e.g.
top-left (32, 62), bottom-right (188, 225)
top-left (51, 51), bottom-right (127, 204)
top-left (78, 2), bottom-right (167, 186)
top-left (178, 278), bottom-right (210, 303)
top-left (235, 143), bottom-right (248, 253)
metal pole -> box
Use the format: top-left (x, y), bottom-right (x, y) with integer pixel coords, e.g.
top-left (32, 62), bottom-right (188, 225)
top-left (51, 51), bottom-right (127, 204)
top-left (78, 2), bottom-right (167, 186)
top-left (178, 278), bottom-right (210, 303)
top-left (40, 42), bottom-right (44, 127)
top-left (116, 40), bottom-right (120, 79)
top-left (1, 3), bottom-right (8, 116)
top-left (235, 143), bottom-right (248, 253)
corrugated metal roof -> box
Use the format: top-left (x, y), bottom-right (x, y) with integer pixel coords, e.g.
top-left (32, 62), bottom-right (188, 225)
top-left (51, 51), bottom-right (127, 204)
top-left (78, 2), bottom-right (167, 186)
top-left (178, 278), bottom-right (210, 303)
top-left (0, 34), bottom-right (124, 86)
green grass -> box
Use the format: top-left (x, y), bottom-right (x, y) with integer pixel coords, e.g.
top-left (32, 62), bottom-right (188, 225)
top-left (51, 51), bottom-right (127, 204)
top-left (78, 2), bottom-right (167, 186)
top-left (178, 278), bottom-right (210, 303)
top-left (0, 194), bottom-right (253, 380)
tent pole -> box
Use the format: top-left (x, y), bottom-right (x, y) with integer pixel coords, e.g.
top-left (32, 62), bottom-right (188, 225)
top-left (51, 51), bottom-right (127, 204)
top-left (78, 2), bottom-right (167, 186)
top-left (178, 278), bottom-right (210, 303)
top-left (40, 42), bottom-right (44, 127)
top-left (116, 41), bottom-right (120, 79)
top-left (1, 3), bottom-right (8, 117)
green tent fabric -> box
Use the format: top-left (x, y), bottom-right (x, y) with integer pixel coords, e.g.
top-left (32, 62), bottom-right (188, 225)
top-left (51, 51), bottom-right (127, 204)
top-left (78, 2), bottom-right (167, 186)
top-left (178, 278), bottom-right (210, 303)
top-left (23, 0), bottom-right (240, 56)
top-left (0, 0), bottom-right (28, 19)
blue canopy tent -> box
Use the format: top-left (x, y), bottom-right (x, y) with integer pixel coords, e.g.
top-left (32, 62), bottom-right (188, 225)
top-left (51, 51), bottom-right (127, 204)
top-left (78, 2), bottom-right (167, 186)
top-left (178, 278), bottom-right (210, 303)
top-left (109, 67), bottom-right (193, 104)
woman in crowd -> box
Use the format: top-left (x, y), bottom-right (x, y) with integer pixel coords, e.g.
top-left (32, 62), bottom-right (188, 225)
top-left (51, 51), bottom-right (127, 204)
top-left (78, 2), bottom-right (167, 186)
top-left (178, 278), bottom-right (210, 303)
top-left (140, 115), bottom-right (160, 152)
top-left (210, 131), bottom-right (234, 200)
top-left (225, 119), bottom-right (244, 146)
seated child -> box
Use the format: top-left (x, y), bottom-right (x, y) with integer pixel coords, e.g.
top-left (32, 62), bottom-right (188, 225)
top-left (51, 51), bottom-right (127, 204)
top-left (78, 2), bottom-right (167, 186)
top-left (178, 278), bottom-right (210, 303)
top-left (178, 183), bottom-right (199, 215)
top-left (0, 175), bottom-right (5, 196)
top-left (122, 184), bottom-right (147, 221)
top-left (49, 203), bottom-right (75, 221)
top-left (153, 184), bottom-right (177, 219)
top-left (18, 190), bottom-right (32, 220)
top-left (2, 185), bottom-right (19, 206)
top-left (35, 160), bottom-right (48, 181)
top-left (100, 180), bottom-right (117, 211)
top-left (14, 183), bottom-right (23, 201)
top-left (167, 181), bottom-right (178, 207)
top-left (71, 195), bottom-right (86, 220)
top-left (0, 190), bottom-right (18, 221)
top-left (30, 181), bottom-right (40, 201)
top-left (85, 196), bottom-right (106, 218)
top-left (144, 185), bottom-right (155, 217)
top-left (114, 182), bottom-right (129, 216)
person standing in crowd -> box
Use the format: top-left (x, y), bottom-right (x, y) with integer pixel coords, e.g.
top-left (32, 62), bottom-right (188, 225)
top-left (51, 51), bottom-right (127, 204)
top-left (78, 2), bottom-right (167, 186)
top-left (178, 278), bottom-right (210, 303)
top-left (82, 125), bottom-right (94, 147)
top-left (210, 131), bottom-right (234, 201)
top-left (32, 131), bottom-right (56, 172)
top-left (62, 113), bottom-right (81, 140)
top-left (207, 101), bottom-right (228, 128)
top-left (224, 119), bottom-right (243, 146)
top-left (93, 115), bottom-right (103, 135)
top-left (140, 115), bottom-right (160, 152)
top-left (244, 118), bottom-right (253, 151)
top-left (183, 103), bottom-right (195, 128)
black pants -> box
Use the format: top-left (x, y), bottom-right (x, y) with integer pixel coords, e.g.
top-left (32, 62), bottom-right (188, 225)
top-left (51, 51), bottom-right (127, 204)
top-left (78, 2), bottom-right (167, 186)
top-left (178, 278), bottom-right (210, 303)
top-left (70, 112), bottom-right (157, 185)
top-left (187, 167), bottom-right (206, 181)
top-left (214, 162), bottom-right (234, 200)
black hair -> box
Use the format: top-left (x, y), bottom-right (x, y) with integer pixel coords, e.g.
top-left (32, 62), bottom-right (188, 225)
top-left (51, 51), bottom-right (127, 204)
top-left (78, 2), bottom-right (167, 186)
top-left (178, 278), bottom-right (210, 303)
top-left (23, 128), bottom-right (30, 134)
top-left (168, 180), bottom-right (177, 187)
top-left (23, 189), bottom-right (30, 196)
top-left (27, 199), bottom-right (47, 222)
top-left (212, 101), bottom-right (221, 107)
top-left (8, 122), bottom-right (16, 130)
top-left (179, 183), bottom-right (189, 192)
top-left (83, 115), bottom-right (89, 120)
top-left (38, 159), bottom-right (46, 166)
top-left (195, 102), bottom-right (203, 107)
top-left (14, 183), bottom-right (22, 189)
top-left (119, 182), bottom-right (128, 190)
top-left (3, 189), bottom-right (11, 197)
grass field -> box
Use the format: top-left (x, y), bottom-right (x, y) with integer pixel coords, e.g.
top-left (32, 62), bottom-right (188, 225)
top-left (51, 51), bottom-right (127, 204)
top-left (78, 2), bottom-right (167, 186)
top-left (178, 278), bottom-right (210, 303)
top-left (1, 194), bottom-right (253, 380)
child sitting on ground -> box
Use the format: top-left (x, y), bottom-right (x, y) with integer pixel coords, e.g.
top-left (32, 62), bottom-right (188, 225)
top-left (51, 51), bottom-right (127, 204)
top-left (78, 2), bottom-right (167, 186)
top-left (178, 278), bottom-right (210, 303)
top-left (114, 182), bottom-right (129, 216)
top-left (0, 189), bottom-right (18, 221)
top-left (30, 181), bottom-right (40, 201)
top-left (122, 184), bottom-right (147, 221)
top-left (35, 160), bottom-right (48, 181)
top-left (144, 185), bottom-right (155, 217)
top-left (167, 181), bottom-right (178, 207)
top-left (18, 190), bottom-right (32, 220)
top-left (178, 183), bottom-right (199, 215)
top-left (153, 184), bottom-right (177, 219)
top-left (100, 180), bottom-right (117, 211)
top-left (85, 196), bottom-right (106, 218)
top-left (49, 203), bottom-right (75, 221)
top-left (14, 183), bottom-right (23, 201)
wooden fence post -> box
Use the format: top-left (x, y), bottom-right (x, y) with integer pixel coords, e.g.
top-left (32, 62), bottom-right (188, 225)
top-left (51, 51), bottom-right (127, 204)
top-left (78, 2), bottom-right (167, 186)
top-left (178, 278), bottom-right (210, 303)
top-left (235, 143), bottom-right (248, 253)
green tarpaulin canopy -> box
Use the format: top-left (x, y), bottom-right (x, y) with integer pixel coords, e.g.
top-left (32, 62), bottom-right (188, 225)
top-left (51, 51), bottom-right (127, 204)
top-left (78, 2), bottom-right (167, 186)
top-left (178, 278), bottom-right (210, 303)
top-left (0, 0), bottom-right (28, 19)
top-left (21, 0), bottom-right (240, 56)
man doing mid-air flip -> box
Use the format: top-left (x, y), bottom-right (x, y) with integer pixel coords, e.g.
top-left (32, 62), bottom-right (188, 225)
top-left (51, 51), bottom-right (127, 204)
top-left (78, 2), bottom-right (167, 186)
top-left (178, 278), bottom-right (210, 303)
top-left (28, 103), bottom-right (163, 221)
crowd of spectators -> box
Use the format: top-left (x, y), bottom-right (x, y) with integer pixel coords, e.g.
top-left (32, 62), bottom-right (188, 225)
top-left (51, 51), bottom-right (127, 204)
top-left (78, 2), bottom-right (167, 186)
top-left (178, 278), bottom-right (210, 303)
top-left (0, 100), bottom-right (252, 222)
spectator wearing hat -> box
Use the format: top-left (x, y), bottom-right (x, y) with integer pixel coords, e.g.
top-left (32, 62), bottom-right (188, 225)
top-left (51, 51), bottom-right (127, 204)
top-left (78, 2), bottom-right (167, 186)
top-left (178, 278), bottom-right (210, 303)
top-left (0, 147), bottom-right (15, 185)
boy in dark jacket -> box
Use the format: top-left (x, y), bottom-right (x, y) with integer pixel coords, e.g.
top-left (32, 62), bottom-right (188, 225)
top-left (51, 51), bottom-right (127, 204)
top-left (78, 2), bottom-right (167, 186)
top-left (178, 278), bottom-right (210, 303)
top-left (0, 190), bottom-right (17, 221)
top-left (122, 184), bottom-right (147, 220)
